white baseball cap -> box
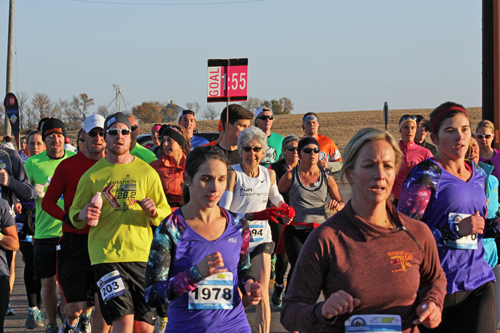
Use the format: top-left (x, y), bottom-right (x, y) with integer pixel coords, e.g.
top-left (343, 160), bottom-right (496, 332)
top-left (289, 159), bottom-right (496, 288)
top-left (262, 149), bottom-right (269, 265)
top-left (255, 106), bottom-right (271, 119)
top-left (83, 114), bottom-right (105, 133)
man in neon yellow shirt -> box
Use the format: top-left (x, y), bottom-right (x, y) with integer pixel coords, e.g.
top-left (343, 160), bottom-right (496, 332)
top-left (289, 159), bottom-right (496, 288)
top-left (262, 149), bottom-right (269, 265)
top-left (127, 115), bottom-right (157, 163)
top-left (25, 118), bottom-right (76, 333)
top-left (70, 113), bottom-right (171, 333)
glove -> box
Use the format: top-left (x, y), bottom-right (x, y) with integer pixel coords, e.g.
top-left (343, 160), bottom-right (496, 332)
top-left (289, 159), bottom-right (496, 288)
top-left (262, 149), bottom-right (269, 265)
top-left (280, 203), bottom-right (295, 219)
top-left (252, 207), bottom-right (284, 224)
top-left (32, 183), bottom-right (48, 199)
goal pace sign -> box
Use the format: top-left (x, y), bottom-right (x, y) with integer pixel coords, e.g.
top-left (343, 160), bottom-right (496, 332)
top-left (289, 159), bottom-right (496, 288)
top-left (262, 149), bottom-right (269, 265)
top-left (207, 58), bottom-right (248, 103)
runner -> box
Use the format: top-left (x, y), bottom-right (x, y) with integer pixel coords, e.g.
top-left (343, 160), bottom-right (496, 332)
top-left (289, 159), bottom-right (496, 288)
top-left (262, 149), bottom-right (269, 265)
top-left (0, 199), bottom-right (19, 333)
top-left (398, 102), bottom-right (496, 332)
top-left (127, 114), bottom-right (158, 163)
top-left (69, 112), bottom-right (171, 333)
top-left (476, 119), bottom-right (500, 180)
top-left (42, 114), bottom-right (107, 333)
top-left (207, 105), bottom-right (253, 167)
top-left (302, 112), bottom-right (343, 174)
top-left (25, 118), bottom-right (76, 333)
top-left (277, 136), bottom-right (344, 295)
top-left (150, 125), bottom-right (190, 212)
top-left (218, 126), bottom-right (294, 333)
top-left (415, 116), bottom-right (437, 156)
top-left (281, 127), bottom-right (447, 333)
top-left (391, 115), bottom-right (432, 206)
top-left (253, 107), bottom-right (283, 167)
top-left (18, 130), bottom-right (45, 329)
top-left (268, 134), bottom-right (299, 307)
top-left (178, 110), bottom-right (209, 148)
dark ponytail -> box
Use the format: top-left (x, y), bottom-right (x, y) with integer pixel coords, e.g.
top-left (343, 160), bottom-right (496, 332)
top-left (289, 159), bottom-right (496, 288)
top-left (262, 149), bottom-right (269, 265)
top-left (182, 146), bottom-right (227, 205)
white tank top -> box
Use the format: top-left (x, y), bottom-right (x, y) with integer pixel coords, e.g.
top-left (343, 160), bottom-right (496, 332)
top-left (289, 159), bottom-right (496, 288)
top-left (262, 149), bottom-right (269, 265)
top-left (229, 164), bottom-right (273, 251)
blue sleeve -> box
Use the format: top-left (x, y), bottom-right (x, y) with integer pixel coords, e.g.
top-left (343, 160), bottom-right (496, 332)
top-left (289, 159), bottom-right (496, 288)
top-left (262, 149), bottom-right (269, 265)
top-left (228, 212), bottom-right (255, 292)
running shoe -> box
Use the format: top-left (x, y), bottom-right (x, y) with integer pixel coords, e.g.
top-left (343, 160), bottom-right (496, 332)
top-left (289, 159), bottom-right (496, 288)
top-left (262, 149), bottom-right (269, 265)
top-left (37, 310), bottom-right (46, 327)
top-left (76, 315), bottom-right (91, 333)
top-left (271, 283), bottom-right (284, 308)
top-left (270, 254), bottom-right (276, 280)
top-left (46, 324), bottom-right (59, 333)
top-left (26, 308), bottom-right (42, 329)
top-left (58, 319), bottom-right (78, 333)
top-left (154, 316), bottom-right (168, 333)
top-left (6, 303), bottom-right (15, 316)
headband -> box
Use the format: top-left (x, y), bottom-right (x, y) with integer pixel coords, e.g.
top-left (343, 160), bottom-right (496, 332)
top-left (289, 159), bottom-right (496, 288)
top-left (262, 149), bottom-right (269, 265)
top-left (398, 118), bottom-right (417, 131)
top-left (161, 126), bottom-right (186, 147)
top-left (303, 115), bottom-right (319, 124)
top-left (430, 106), bottom-right (467, 133)
top-left (298, 136), bottom-right (319, 152)
top-left (151, 124), bottom-right (161, 132)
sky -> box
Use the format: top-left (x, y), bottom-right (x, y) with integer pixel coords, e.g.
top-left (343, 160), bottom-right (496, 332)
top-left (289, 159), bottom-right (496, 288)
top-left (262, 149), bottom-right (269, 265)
top-left (0, 0), bottom-right (483, 117)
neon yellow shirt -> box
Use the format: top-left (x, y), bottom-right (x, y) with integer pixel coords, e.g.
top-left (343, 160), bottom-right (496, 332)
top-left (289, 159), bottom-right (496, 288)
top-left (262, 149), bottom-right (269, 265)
top-left (69, 157), bottom-right (171, 265)
top-left (25, 150), bottom-right (76, 239)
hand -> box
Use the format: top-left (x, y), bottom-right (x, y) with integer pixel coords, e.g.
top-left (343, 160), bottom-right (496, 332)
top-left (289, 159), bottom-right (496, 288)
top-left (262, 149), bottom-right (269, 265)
top-left (138, 197), bottom-right (157, 217)
top-left (0, 169), bottom-right (9, 186)
top-left (14, 203), bottom-right (22, 215)
top-left (318, 159), bottom-right (328, 169)
top-left (413, 302), bottom-right (441, 328)
top-left (458, 211), bottom-right (484, 236)
top-left (280, 203), bottom-right (295, 225)
top-left (244, 279), bottom-right (263, 305)
top-left (196, 252), bottom-right (228, 278)
top-left (32, 183), bottom-right (49, 198)
top-left (253, 207), bottom-right (284, 224)
top-left (321, 290), bottom-right (361, 320)
top-left (77, 202), bottom-right (101, 226)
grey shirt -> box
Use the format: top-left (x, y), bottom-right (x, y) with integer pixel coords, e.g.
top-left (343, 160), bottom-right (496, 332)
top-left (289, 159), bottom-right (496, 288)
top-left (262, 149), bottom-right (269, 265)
top-left (0, 198), bottom-right (16, 277)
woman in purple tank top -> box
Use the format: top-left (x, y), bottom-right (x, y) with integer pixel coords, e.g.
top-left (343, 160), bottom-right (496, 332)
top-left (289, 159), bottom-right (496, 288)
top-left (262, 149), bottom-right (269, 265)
top-left (145, 146), bottom-right (264, 333)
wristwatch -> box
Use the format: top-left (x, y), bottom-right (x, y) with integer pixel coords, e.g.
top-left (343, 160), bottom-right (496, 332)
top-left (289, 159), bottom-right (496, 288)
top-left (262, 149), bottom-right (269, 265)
top-left (453, 223), bottom-right (461, 237)
top-left (248, 212), bottom-right (254, 221)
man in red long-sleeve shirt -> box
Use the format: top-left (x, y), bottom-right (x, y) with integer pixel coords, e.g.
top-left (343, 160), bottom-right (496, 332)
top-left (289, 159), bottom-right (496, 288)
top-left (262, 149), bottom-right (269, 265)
top-left (42, 114), bottom-right (107, 333)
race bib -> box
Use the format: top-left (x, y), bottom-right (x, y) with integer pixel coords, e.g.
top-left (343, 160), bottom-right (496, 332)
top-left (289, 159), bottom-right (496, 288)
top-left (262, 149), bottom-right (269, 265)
top-left (97, 270), bottom-right (126, 304)
top-left (188, 272), bottom-right (233, 310)
top-left (249, 224), bottom-right (264, 242)
top-left (445, 213), bottom-right (478, 250)
top-left (345, 314), bottom-right (402, 332)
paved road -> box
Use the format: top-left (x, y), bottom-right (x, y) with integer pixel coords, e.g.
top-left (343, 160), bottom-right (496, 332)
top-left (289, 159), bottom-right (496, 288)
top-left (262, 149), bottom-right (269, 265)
top-left (4, 253), bottom-right (292, 333)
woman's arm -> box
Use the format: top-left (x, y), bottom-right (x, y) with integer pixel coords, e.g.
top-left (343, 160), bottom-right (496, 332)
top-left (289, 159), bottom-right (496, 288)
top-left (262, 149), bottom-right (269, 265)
top-left (278, 169), bottom-right (293, 194)
top-left (144, 219), bottom-right (203, 308)
top-left (326, 174), bottom-right (344, 211)
top-left (219, 170), bottom-right (236, 210)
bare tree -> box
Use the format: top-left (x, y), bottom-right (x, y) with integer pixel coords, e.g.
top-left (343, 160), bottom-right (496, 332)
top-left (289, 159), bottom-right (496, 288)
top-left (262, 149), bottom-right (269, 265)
top-left (71, 93), bottom-right (95, 122)
top-left (56, 99), bottom-right (81, 130)
top-left (240, 97), bottom-right (262, 113)
top-left (31, 93), bottom-right (56, 120)
top-left (202, 105), bottom-right (219, 120)
top-left (185, 102), bottom-right (201, 116)
top-left (97, 105), bottom-right (111, 118)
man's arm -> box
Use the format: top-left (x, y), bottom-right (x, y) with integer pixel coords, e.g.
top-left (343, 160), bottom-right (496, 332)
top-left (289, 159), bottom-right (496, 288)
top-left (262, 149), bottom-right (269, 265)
top-left (42, 163), bottom-right (67, 222)
top-left (148, 173), bottom-right (171, 226)
top-left (2, 150), bottom-right (32, 201)
top-left (69, 174), bottom-right (93, 229)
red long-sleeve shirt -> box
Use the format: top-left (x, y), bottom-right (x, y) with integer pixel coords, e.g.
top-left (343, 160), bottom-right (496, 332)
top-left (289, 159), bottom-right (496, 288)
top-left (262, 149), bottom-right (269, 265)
top-left (42, 153), bottom-right (99, 235)
top-left (280, 200), bottom-right (447, 333)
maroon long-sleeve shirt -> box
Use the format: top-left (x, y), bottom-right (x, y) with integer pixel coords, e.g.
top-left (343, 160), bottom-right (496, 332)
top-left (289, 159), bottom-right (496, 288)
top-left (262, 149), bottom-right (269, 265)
top-left (42, 153), bottom-right (99, 235)
top-left (280, 200), bottom-right (446, 333)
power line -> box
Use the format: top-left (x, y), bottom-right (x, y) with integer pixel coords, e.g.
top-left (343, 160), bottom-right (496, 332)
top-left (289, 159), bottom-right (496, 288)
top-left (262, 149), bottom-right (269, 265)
top-left (71, 0), bottom-right (266, 5)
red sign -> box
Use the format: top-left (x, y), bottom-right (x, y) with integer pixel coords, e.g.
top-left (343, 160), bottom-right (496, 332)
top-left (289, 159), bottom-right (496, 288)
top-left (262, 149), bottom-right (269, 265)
top-left (207, 58), bottom-right (247, 102)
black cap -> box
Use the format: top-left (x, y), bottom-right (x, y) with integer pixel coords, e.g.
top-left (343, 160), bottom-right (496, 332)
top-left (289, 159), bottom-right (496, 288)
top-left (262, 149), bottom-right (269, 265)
top-left (104, 112), bottom-right (131, 132)
top-left (41, 118), bottom-right (66, 141)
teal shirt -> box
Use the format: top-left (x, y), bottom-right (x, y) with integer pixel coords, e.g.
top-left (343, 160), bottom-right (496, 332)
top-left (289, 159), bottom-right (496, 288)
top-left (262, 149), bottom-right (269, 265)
top-left (260, 132), bottom-right (284, 168)
top-left (131, 143), bottom-right (157, 164)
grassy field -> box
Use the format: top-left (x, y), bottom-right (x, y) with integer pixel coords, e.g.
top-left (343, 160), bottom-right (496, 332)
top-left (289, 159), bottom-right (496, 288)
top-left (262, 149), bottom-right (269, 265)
top-left (131, 106), bottom-right (483, 155)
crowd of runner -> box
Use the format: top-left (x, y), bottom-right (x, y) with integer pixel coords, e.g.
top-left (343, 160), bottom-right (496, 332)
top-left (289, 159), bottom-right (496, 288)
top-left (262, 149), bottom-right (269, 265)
top-left (0, 101), bottom-right (499, 333)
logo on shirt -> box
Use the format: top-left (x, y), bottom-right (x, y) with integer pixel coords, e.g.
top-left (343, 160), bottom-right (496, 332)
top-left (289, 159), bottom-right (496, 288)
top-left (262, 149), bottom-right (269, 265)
top-left (387, 251), bottom-right (413, 273)
top-left (239, 187), bottom-right (268, 197)
top-left (0, 160), bottom-right (5, 169)
top-left (261, 146), bottom-right (277, 165)
top-left (228, 238), bottom-right (236, 243)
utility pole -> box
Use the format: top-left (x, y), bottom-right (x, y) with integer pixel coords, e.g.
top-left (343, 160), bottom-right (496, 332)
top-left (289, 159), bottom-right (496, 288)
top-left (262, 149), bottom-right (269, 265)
top-left (5, 0), bottom-right (14, 136)
top-left (114, 84), bottom-right (121, 113)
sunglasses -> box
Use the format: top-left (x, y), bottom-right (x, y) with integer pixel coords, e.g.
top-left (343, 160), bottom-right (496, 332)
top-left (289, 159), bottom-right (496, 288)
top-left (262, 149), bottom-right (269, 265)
top-left (285, 146), bottom-right (298, 152)
top-left (88, 131), bottom-right (104, 138)
top-left (301, 148), bottom-right (320, 154)
top-left (106, 128), bottom-right (131, 136)
top-left (131, 125), bottom-right (139, 132)
top-left (242, 146), bottom-right (263, 152)
top-left (258, 115), bottom-right (274, 121)
top-left (401, 115), bottom-right (417, 122)
top-left (476, 133), bottom-right (494, 139)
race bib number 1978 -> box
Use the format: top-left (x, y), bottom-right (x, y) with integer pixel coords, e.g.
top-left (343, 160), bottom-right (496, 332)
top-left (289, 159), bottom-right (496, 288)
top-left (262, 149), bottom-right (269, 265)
top-left (188, 272), bottom-right (233, 310)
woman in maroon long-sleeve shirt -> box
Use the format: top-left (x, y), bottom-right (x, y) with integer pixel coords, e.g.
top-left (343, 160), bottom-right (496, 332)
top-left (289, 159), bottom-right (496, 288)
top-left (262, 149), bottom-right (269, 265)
top-left (280, 127), bottom-right (447, 333)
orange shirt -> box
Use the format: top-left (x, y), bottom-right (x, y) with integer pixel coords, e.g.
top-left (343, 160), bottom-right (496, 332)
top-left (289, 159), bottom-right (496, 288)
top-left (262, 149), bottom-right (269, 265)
top-left (150, 154), bottom-right (185, 209)
top-left (316, 134), bottom-right (342, 162)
